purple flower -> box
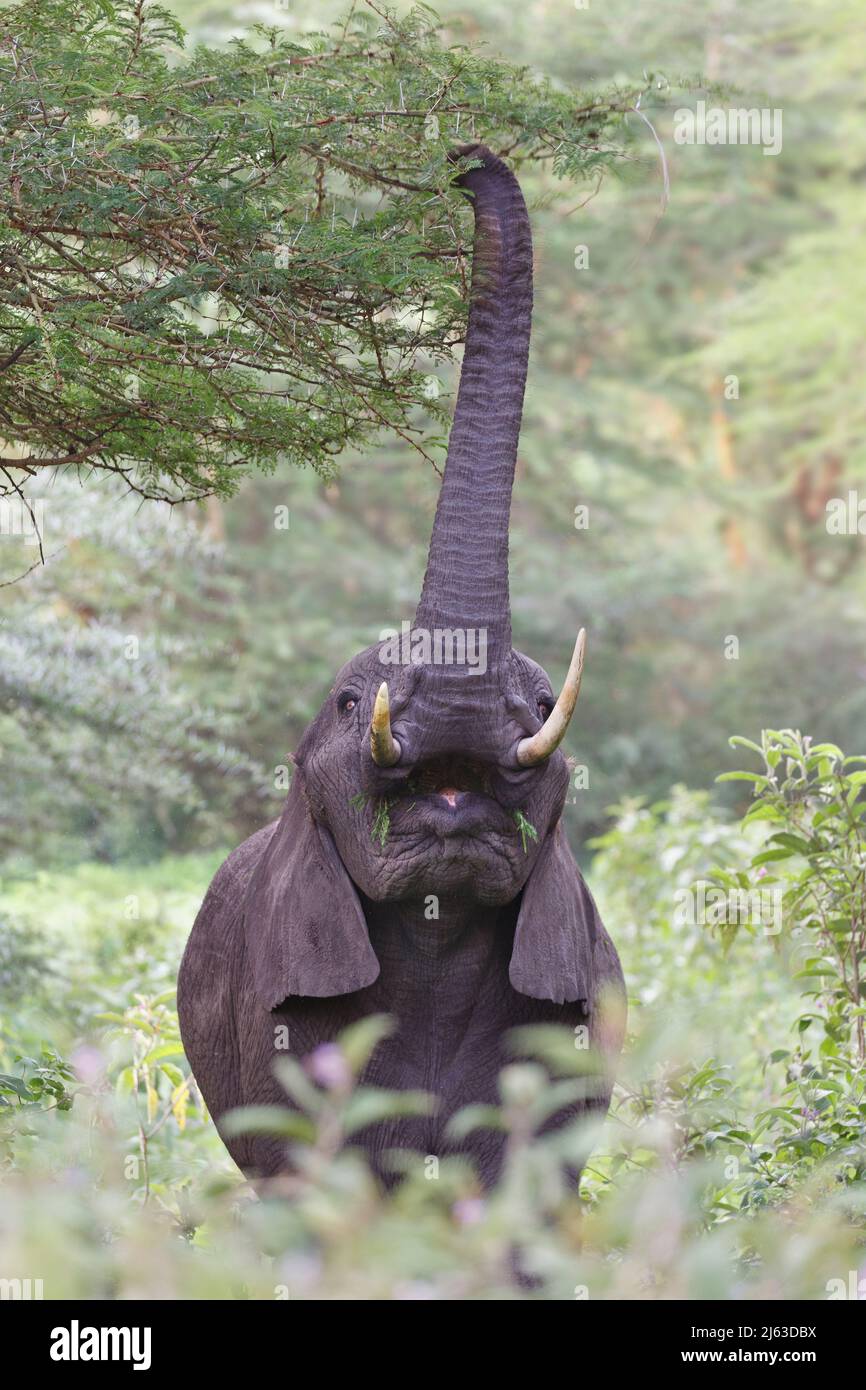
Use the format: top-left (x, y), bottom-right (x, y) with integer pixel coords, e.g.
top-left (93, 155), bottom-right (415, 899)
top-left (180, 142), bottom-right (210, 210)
top-left (452, 1197), bottom-right (486, 1227)
top-left (71, 1045), bottom-right (105, 1086)
top-left (306, 1043), bottom-right (351, 1092)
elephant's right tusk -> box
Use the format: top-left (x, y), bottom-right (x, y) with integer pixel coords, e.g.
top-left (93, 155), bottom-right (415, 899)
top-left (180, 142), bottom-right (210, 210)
top-left (370, 681), bottom-right (401, 767)
top-left (516, 628), bottom-right (586, 767)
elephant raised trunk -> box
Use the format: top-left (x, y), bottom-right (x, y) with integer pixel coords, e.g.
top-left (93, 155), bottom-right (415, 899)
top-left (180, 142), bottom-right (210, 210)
top-left (371, 145), bottom-right (582, 772)
top-left (413, 144), bottom-right (533, 669)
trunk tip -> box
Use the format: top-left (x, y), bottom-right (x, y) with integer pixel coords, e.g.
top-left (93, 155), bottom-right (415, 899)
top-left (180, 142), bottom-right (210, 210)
top-left (448, 143), bottom-right (513, 187)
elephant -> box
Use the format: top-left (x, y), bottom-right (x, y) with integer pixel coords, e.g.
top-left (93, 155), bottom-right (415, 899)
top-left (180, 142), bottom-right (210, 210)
top-left (178, 143), bottom-right (626, 1189)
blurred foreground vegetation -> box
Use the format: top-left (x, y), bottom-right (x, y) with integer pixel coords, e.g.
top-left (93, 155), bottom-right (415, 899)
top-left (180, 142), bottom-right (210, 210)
top-left (1, 731), bottom-right (865, 1299)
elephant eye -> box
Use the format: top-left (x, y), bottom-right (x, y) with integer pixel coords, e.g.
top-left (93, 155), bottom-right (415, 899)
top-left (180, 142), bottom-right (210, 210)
top-left (537, 698), bottom-right (553, 722)
top-left (337, 691), bottom-right (359, 714)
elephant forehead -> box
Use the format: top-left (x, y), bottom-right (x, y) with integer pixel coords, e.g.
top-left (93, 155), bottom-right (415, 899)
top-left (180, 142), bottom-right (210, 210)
top-left (510, 647), bottom-right (551, 688)
top-left (325, 642), bottom-right (546, 695)
top-left (328, 642), bottom-right (387, 688)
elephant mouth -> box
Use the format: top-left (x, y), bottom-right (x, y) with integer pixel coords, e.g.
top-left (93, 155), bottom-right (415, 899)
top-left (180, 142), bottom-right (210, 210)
top-left (406, 755), bottom-right (492, 804)
top-left (389, 755), bottom-right (511, 837)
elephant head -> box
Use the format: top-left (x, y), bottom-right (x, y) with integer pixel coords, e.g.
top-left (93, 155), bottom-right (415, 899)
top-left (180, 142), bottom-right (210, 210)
top-left (245, 145), bottom-right (600, 1012)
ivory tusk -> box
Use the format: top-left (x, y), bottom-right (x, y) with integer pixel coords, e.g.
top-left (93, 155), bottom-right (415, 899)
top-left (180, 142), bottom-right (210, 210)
top-left (516, 628), bottom-right (586, 767)
top-left (370, 681), bottom-right (401, 767)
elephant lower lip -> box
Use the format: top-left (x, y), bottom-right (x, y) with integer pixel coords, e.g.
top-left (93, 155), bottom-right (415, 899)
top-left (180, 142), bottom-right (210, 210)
top-left (400, 791), bottom-right (506, 837)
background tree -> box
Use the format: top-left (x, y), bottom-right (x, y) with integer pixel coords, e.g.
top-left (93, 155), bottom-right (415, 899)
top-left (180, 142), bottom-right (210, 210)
top-left (1, 0), bottom-right (864, 864)
top-left (0, 0), bottom-right (641, 501)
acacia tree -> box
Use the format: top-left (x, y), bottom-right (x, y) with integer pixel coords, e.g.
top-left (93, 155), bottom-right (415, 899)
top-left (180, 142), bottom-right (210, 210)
top-left (0, 0), bottom-right (643, 503)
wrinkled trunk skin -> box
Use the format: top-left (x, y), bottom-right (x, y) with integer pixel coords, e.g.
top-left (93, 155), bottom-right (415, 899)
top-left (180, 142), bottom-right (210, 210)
top-left (400, 145), bottom-right (534, 762)
top-left (415, 143), bottom-right (532, 657)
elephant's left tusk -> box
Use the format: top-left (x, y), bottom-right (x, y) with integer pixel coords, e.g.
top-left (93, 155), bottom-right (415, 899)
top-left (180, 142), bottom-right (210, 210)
top-left (370, 681), bottom-right (401, 767)
top-left (516, 628), bottom-right (586, 767)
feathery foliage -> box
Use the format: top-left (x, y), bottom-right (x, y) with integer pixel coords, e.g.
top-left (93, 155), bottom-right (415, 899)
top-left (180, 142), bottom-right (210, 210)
top-left (0, 0), bottom-right (641, 501)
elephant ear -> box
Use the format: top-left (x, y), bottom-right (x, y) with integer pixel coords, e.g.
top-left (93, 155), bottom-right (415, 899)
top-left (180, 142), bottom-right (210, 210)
top-left (509, 821), bottom-right (600, 1006)
top-left (244, 770), bottom-right (379, 1006)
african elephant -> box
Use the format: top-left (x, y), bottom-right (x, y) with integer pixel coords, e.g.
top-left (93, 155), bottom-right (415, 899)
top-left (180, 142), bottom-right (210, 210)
top-left (178, 144), bottom-right (625, 1189)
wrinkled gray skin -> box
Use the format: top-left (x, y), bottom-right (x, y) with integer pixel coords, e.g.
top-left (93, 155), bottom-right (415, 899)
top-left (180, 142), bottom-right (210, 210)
top-left (178, 145), bottom-right (625, 1188)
